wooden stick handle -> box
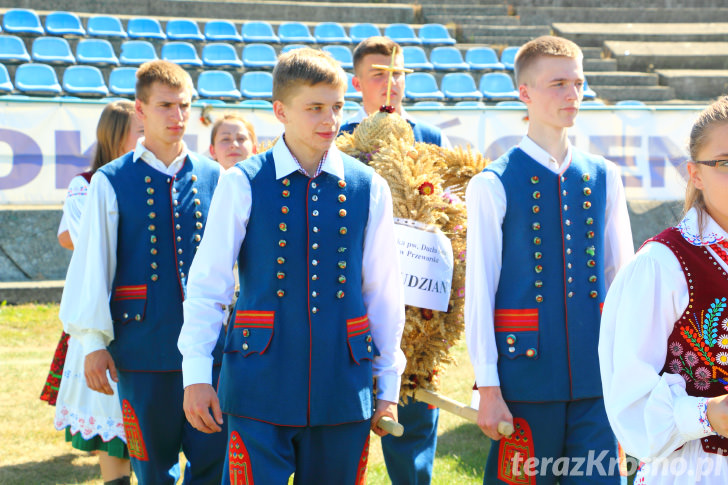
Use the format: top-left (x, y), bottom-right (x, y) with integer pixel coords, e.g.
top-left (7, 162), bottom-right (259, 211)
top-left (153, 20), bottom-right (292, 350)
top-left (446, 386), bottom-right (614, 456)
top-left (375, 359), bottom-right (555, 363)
top-left (413, 389), bottom-right (513, 437)
top-left (377, 416), bottom-right (404, 437)
top-left (497, 421), bottom-right (514, 437)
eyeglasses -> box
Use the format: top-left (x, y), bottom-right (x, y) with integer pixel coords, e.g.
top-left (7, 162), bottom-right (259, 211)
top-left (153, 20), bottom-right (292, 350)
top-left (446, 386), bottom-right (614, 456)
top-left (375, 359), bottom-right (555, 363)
top-left (694, 159), bottom-right (728, 168)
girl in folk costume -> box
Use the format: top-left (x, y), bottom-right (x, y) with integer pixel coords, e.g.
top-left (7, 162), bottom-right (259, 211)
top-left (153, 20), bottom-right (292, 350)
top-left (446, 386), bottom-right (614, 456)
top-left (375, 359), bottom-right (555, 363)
top-left (52, 100), bottom-right (142, 485)
top-left (600, 97), bottom-right (728, 484)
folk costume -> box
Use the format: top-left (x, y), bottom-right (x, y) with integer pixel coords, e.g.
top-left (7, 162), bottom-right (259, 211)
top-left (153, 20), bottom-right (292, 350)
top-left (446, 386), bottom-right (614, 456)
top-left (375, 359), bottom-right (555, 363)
top-left (339, 106), bottom-right (449, 485)
top-left (59, 138), bottom-right (227, 484)
top-left (179, 138), bottom-right (406, 484)
top-left (51, 172), bottom-right (128, 458)
top-left (600, 208), bottom-right (728, 484)
top-left (466, 136), bottom-right (634, 484)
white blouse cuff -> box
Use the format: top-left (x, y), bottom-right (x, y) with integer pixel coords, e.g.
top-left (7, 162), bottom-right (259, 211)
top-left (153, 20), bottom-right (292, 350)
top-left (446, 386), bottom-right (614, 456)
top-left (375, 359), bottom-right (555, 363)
top-left (674, 395), bottom-right (716, 440)
top-left (182, 356), bottom-right (214, 388)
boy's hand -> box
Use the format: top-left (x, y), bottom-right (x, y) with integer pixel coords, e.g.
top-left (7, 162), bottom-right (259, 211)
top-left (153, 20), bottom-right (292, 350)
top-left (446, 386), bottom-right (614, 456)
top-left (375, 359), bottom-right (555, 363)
top-left (184, 383), bottom-right (224, 434)
top-left (707, 395), bottom-right (728, 437)
top-left (477, 386), bottom-right (513, 441)
top-left (84, 349), bottom-right (117, 395)
top-left (371, 399), bottom-right (398, 436)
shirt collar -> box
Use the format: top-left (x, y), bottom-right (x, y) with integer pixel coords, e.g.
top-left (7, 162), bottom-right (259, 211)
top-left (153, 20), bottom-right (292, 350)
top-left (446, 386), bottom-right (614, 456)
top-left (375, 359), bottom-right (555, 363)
top-left (518, 135), bottom-right (572, 174)
top-left (132, 137), bottom-right (189, 168)
top-left (272, 136), bottom-right (345, 180)
top-left (677, 207), bottom-right (728, 246)
top-left (345, 107), bottom-right (412, 125)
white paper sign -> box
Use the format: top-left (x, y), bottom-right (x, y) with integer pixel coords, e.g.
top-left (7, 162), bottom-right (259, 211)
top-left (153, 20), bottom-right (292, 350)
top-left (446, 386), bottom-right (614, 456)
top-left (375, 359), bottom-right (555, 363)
top-left (394, 218), bottom-right (454, 312)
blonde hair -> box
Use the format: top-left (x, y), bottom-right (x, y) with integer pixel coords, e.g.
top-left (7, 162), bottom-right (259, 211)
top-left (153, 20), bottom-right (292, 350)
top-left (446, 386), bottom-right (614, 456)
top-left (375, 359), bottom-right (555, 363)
top-left (135, 60), bottom-right (193, 103)
top-left (210, 114), bottom-right (258, 147)
top-left (514, 35), bottom-right (583, 85)
top-left (272, 47), bottom-right (347, 103)
top-left (685, 96), bottom-right (728, 217)
top-left (91, 100), bottom-right (136, 172)
top-left (352, 36), bottom-right (402, 75)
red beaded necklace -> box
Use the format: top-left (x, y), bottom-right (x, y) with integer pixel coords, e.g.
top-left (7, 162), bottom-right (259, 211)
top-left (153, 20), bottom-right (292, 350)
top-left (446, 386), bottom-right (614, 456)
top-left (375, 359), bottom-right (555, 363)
top-left (710, 240), bottom-right (728, 266)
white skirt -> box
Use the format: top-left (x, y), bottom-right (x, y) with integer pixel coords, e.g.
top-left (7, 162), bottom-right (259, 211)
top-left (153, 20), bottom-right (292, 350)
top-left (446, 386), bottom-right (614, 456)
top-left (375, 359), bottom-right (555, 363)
top-left (54, 336), bottom-right (126, 443)
top-left (634, 439), bottom-right (728, 484)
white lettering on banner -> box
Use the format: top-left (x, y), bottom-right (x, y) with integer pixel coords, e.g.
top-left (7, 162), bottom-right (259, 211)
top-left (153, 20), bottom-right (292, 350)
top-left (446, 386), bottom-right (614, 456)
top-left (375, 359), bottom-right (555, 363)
top-left (394, 218), bottom-right (454, 312)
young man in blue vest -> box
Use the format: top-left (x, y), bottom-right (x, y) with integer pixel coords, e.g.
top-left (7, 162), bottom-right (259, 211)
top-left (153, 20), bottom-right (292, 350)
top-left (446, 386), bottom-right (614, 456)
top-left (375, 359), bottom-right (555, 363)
top-left (465, 36), bottom-right (634, 484)
top-left (340, 35), bottom-right (448, 485)
top-left (179, 47), bottom-right (406, 484)
top-left (59, 60), bottom-right (227, 484)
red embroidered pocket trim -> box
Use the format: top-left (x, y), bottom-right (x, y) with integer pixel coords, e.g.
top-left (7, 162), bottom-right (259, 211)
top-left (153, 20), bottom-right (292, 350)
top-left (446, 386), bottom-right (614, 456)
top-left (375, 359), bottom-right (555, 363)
top-left (234, 311), bottom-right (274, 329)
top-left (229, 431), bottom-right (254, 485)
top-left (494, 309), bottom-right (538, 332)
top-left (113, 285), bottom-right (147, 301)
top-left (122, 399), bottom-right (148, 461)
top-left (347, 315), bottom-right (370, 338)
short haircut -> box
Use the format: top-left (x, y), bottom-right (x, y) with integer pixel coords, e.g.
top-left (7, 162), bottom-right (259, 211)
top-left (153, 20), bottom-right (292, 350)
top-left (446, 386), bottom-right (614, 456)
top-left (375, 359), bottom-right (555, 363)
top-left (352, 36), bottom-right (402, 74)
top-left (210, 113), bottom-right (258, 147)
top-left (92, 100), bottom-right (136, 172)
top-left (514, 35), bottom-right (583, 85)
top-left (135, 60), bottom-right (193, 103)
top-left (272, 47), bottom-right (347, 103)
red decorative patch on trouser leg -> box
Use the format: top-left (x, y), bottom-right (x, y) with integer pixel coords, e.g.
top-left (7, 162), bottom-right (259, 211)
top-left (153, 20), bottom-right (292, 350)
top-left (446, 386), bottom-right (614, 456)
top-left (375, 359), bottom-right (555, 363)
top-left (121, 399), bottom-right (148, 461)
top-left (497, 417), bottom-right (535, 485)
top-left (355, 435), bottom-right (370, 485)
top-left (229, 431), bottom-right (254, 485)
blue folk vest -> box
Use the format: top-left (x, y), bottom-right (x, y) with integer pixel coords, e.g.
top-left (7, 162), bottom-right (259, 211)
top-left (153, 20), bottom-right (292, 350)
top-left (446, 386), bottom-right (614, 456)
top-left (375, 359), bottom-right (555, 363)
top-left (101, 152), bottom-right (224, 372)
top-left (340, 118), bottom-right (443, 146)
top-left (218, 150), bottom-right (379, 427)
top-left (486, 147), bottom-right (607, 402)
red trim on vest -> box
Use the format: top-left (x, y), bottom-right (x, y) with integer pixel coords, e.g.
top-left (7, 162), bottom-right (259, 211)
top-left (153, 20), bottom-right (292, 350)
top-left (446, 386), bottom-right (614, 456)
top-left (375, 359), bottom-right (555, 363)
top-left (121, 399), bottom-right (148, 461)
top-left (497, 417), bottom-right (535, 485)
top-left (355, 435), bottom-right (370, 485)
top-left (113, 285), bottom-right (147, 301)
top-left (229, 431), bottom-right (253, 485)
top-left (80, 170), bottom-right (93, 183)
top-left (347, 315), bottom-right (370, 338)
top-left (494, 309), bottom-right (539, 332)
top-left (234, 310), bottom-right (274, 329)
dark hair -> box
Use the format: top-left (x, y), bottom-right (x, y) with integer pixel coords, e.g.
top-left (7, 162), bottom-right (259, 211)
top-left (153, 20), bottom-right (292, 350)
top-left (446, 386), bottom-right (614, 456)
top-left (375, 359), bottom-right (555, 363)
top-left (352, 36), bottom-right (402, 74)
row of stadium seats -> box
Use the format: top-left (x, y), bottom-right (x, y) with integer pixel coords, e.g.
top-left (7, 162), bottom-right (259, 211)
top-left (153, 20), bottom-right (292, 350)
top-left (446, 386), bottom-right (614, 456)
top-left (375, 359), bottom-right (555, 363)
top-left (0, 61), bottom-right (597, 103)
top-left (1, 9), bottom-right (455, 46)
top-left (0, 36), bottom-right (517, 73)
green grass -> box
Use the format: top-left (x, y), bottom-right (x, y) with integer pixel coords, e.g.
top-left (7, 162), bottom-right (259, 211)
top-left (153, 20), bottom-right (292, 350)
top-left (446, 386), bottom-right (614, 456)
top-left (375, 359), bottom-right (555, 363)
top-left (0, 303), bottom-right (488, 484)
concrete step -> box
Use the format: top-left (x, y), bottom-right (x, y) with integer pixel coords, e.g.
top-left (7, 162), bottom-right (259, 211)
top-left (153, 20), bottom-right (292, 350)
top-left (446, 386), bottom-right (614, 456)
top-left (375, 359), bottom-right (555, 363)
top-left (518, 7), bottom-right (728, 25)
top-left (656, 69), bottom-right (728, 101)
top-left (423, 14), bottom-right (520, 26)
top-left (459, 25), bottom-right (550, 36)
top-left (0, 280), bottom-right (64, 304)
top-left (584, 71), bottom-right (659, 86)
top-left (510, 0), bottom-right (727, 8)
top-left (582, 47), bottom-right (603, 59)
top-left (465, 35), bottom-right (544, 46)
top-left (584, 58), bottom-right (617, 72)
top-left (417, 4), bottom-right (509, 16)
top-left (590, 85), bottom-right (676, 102)
top-left (605, 41), bottom-right (728, 70)
top-left (553, 23), bottom-right (728, 48)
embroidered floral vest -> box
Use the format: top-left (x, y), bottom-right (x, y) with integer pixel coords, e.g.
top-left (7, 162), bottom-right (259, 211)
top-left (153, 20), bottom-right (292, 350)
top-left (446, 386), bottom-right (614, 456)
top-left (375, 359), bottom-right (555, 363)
top-left (653, 227), bottom-right (728, 455)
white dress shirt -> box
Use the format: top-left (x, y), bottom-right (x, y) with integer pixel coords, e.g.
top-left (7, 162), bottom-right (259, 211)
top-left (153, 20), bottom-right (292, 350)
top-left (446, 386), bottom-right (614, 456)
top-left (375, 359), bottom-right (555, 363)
top-left (465, 136), bottom-right (635, 388)
top-left (179, 137), bottom-right (406, 403)
top-left (344, 107), bottom-right (452, 148)
top-left (599, 208), bottom-right (728, 484)
top-left (59, 138), bottom-right (190, 354)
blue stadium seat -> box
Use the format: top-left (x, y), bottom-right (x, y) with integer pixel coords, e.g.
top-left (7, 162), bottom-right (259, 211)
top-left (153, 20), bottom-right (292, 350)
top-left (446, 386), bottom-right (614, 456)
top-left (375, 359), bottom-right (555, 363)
top-left (120, 40), bottom-right (158, 65)
top-left (281, 44), bottom-right (307, 54)
top-left (202, 43), bottom-right (242, 69)
top-left (343, 100), bottom-right (360, 110)
top-left (500, 46), bottom-right (518, 71)
top-left (430, 47), bottom-right (469, 71)
top-left (441, 72), bottom-right (482, 101)
top-left (127, 17), bottom-right (166, 40)
top-left (108, 67), bottom-right (137, 96)
top-left (616, 100), bottom-right (646, 107)
top-left (87, 15), bottom-right (127, 39)
top-left (239, 99), bottom-right (272, 108)
top-left (3, 9), bottom-right (44, 36)
top-left (582, 78), bottom-right (597, 100)
top-left (166, 19), bottom-right (205, 42)
top-left (345, 72), bottom-right (362, 101)
top-left (198, 70), bottom-right (241, 100)
top-left (418, 24), bottom-right (455, 46)
top-left (349, 23), bottom-right (380, 44)
top-left (196, 99), bottom-right (227, 106)
top-left (314, 22), bottom-right (351, 44)
top-left (0, 35), bottom-right (31, 63)
top-left (240, 71), bottom-right (273, 99)
top-left (242, 21), bottom-right (279, 43)
top-left (278, 22), bottom-right (316, 44)
top-left (323, 45), bottom-right (353, 69)
top-left (384, 24), bottom-right (421, 45)
top-left (31, 37), bottom-right (75, 65)
top-left (14, 63), bottom-right (62, 95)
top-left (402, 46), bottom-right (433, 70)
top-left (404, 72), bottom-right (444, 101)
top-left (161, 42), bottom-right (202, 67)
top-left (76, 39), bottom-right (120, 66)
top-left (455, 100), bottom-right (486, 108)
top-left (45, 11), bottom-right (85, 37)
top-left (466, 47), bottom-right (505, 71)
top-left (480, 72), bottom-right (519, 101)
top-left (204, 20), bottom-right (242, 42)
top-left (242, 43), bottom-right (277, 69)
top-left (62, 65), bottom-right (109, 97)
top-left (0, 64), bottom-right (13, 93)
top-left (414, 101), bottom-right (444, 107)
top-left (581, 99), bottom-right (605, 106)
top-left (496, 100), bottom-right (525, 107)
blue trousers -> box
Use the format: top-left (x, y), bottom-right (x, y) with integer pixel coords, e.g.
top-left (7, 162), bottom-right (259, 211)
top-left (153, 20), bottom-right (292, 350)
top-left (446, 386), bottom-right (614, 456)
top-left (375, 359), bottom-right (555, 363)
top-left (223, 415), bottom-right (371, 484)
top-left (484, 398), bottom-right (624, 485)
top-left (381, 397), bottom-right (439, 485)
top-left (117, 369), bottom-right (227, 485)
